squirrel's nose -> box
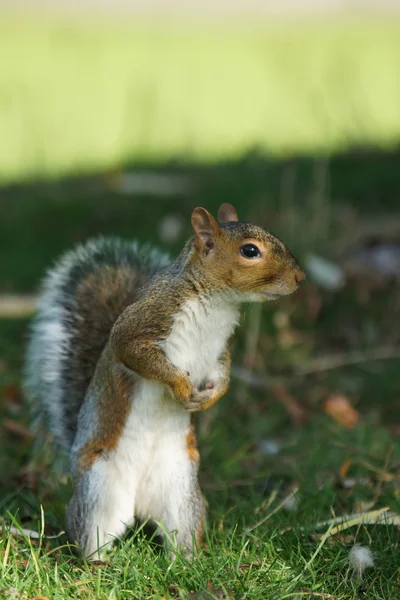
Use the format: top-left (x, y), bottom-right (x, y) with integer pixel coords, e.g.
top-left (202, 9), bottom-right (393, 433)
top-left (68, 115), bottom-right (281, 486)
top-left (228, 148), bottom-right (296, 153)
top-left (294, 270), bottom-right (306, 286)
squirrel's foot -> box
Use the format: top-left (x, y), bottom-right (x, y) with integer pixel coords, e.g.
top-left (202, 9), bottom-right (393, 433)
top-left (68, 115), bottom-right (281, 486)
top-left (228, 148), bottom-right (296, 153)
top-left (185, 384), bottom-right (217, 413)
top-left (170, 373), bottom-right (193, 404)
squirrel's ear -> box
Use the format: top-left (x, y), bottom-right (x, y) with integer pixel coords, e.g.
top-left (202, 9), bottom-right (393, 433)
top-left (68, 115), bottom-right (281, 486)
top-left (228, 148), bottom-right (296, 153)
top-left (191, 207), bottom-right (219, 255)
top-left (218, 203), bottom-right (239, 223)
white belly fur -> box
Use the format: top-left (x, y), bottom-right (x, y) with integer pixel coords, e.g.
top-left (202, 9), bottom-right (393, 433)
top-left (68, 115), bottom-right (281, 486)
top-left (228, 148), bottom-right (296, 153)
top-left (110, 379), bottom-right (189, 522)
top-left (111, 297), bottom-right (240, 524)
top-left (163, 296), bottom-right (240, 387)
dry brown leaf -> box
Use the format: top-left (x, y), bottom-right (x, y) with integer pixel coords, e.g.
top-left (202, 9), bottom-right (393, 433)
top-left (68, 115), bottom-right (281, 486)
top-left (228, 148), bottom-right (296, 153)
top-left (2, 589), bottom-right (20, 600)
top-left (168, 583), bottom-right (180, 596)
top-left (89, 560), bottom-right (109, 569)
top-left (298, 591), bottom-right (337, 599)
top-left (3, 419), bottom-right (34, 439)
top-left (30, 596), bottom-right (51, 600)
top-left (324, 394), bottom-right (360, 428)
top-left (2, 383), bottom-right (23, 410)
top-left (238, 560), bottom-right (263, 569)
top-left (389, 424), bottom-right (400, 436)
top-left (19, 559), bottom-right (30, 568)
top-left (339, 459), bottom-right (352, 478)
top-left (73, 579), bottom-right (90, 594)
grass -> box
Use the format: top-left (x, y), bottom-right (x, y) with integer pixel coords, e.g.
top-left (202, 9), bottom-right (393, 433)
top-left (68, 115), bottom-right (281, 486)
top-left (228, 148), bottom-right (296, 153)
top-left (2, 395), bottom-right (400, 598)
top-left (1, 12), bottom-right (400, 597)
top-left (1, 12), bottom-right (400, 182)
top-left (1, 150), bottom-right (400, 598)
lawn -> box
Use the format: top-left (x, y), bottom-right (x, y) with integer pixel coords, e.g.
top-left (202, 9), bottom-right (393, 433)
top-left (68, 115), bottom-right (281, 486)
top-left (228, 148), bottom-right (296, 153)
top-left (1, 7), bottom-right (400, 598)
top-left (1, 149), bottom-right (400, 598)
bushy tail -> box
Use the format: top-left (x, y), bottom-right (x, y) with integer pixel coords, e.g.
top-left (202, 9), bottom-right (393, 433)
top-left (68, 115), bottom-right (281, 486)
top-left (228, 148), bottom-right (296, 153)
top-left (24, 237), bottom-right (170, 452)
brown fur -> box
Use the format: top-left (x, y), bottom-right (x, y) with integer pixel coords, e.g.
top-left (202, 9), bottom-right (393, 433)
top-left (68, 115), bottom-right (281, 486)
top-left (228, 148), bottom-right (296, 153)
top-left (111, 291), bottom-right (195, 403)
top-left (106, 205), bottom-right (304, 419)
top-left (36, 202), bottom-right (305, 558)
top-left (65, 264), bottom-right (145, 440)
top-left (186, 421), bottom-right (200, 463)
top-left (76, 348), bottom-right (135, 473)
top-left (196, 514), bottom-right (205, 546)
top-left (72, 204), bottom-right (304, 466)
top-left (218, 203), bottom-right (239, 223)
top-left (190, 208), bottom-right (304, 298)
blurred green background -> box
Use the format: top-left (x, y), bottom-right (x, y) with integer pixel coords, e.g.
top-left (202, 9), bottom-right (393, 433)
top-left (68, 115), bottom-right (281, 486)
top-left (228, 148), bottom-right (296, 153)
top-left (2, 12), bottom-right (400, 181)
top-left (1, 3), bottom-right (400, 599)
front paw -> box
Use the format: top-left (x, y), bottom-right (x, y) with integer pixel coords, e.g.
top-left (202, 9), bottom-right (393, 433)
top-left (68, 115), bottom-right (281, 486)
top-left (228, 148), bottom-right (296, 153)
top-left (170, 373), bottom-right (193, 404)
top-left (185, 385), bottom-right (217, 413)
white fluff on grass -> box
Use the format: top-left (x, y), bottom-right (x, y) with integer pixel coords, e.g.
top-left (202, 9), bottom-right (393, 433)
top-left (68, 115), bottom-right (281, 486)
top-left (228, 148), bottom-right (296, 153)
top-left (349, 545), bottom-right (375, 580)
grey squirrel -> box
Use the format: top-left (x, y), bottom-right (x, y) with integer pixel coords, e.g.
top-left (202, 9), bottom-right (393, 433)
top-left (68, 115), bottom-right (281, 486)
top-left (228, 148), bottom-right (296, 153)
top-left (25, 203), bottom-right (305, 559)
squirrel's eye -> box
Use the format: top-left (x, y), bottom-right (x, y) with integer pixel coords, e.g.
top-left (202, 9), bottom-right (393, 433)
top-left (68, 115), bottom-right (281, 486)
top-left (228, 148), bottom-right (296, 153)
top-left (240, 244), bottom-right (261, 259)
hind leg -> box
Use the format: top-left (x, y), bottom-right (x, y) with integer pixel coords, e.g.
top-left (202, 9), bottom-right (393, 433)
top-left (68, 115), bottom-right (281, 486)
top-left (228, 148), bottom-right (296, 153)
top-left (68, 456), bottom-right (136, 559)
top-left (139, 424), bottom-right (206, 557)
top-left (161, 479), bottom-right (206, 557)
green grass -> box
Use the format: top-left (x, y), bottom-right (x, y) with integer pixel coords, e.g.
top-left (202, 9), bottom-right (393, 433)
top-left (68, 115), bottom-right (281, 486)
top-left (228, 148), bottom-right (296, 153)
top-left (1, 12), bottom-right (400, 182)
top-left (2, 401), bottom-right (400, 598)
top-left (1, 10), bottom-right (400, 596)
top-left (1, 151), bottom-right (400, 597)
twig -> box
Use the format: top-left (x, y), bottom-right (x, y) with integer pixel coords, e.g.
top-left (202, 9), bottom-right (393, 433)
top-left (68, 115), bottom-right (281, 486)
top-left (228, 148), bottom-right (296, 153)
top-left (293, 346), bottom-right (400, 376)
top-left (0, 295), bottom-right (37, 317)
top-left (232, 346), bottom-right (400, 389)
top-left (357, 458), bottom-right (394, 481)
top-left (246, 486), bottom-right (299, 533)
top-left (297, 592), bottom-right (337, 599)
top-left (272, 385), bottom-right (306, 426)
top-left (371, 446), bottom-right (393, 504)
top-left (0, 524), bottom-right (65, 540)
top-left (254, 487), bottom-right (279, 516)
top-left (281, 506), bottom-right (399, 537)
top-left (305, 506), bottom-right (392, 535)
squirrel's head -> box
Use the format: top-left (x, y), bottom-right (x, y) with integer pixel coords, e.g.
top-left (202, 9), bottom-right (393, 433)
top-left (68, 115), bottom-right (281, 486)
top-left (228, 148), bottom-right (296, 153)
top-left (190, 203), bottom-right (305, 302)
